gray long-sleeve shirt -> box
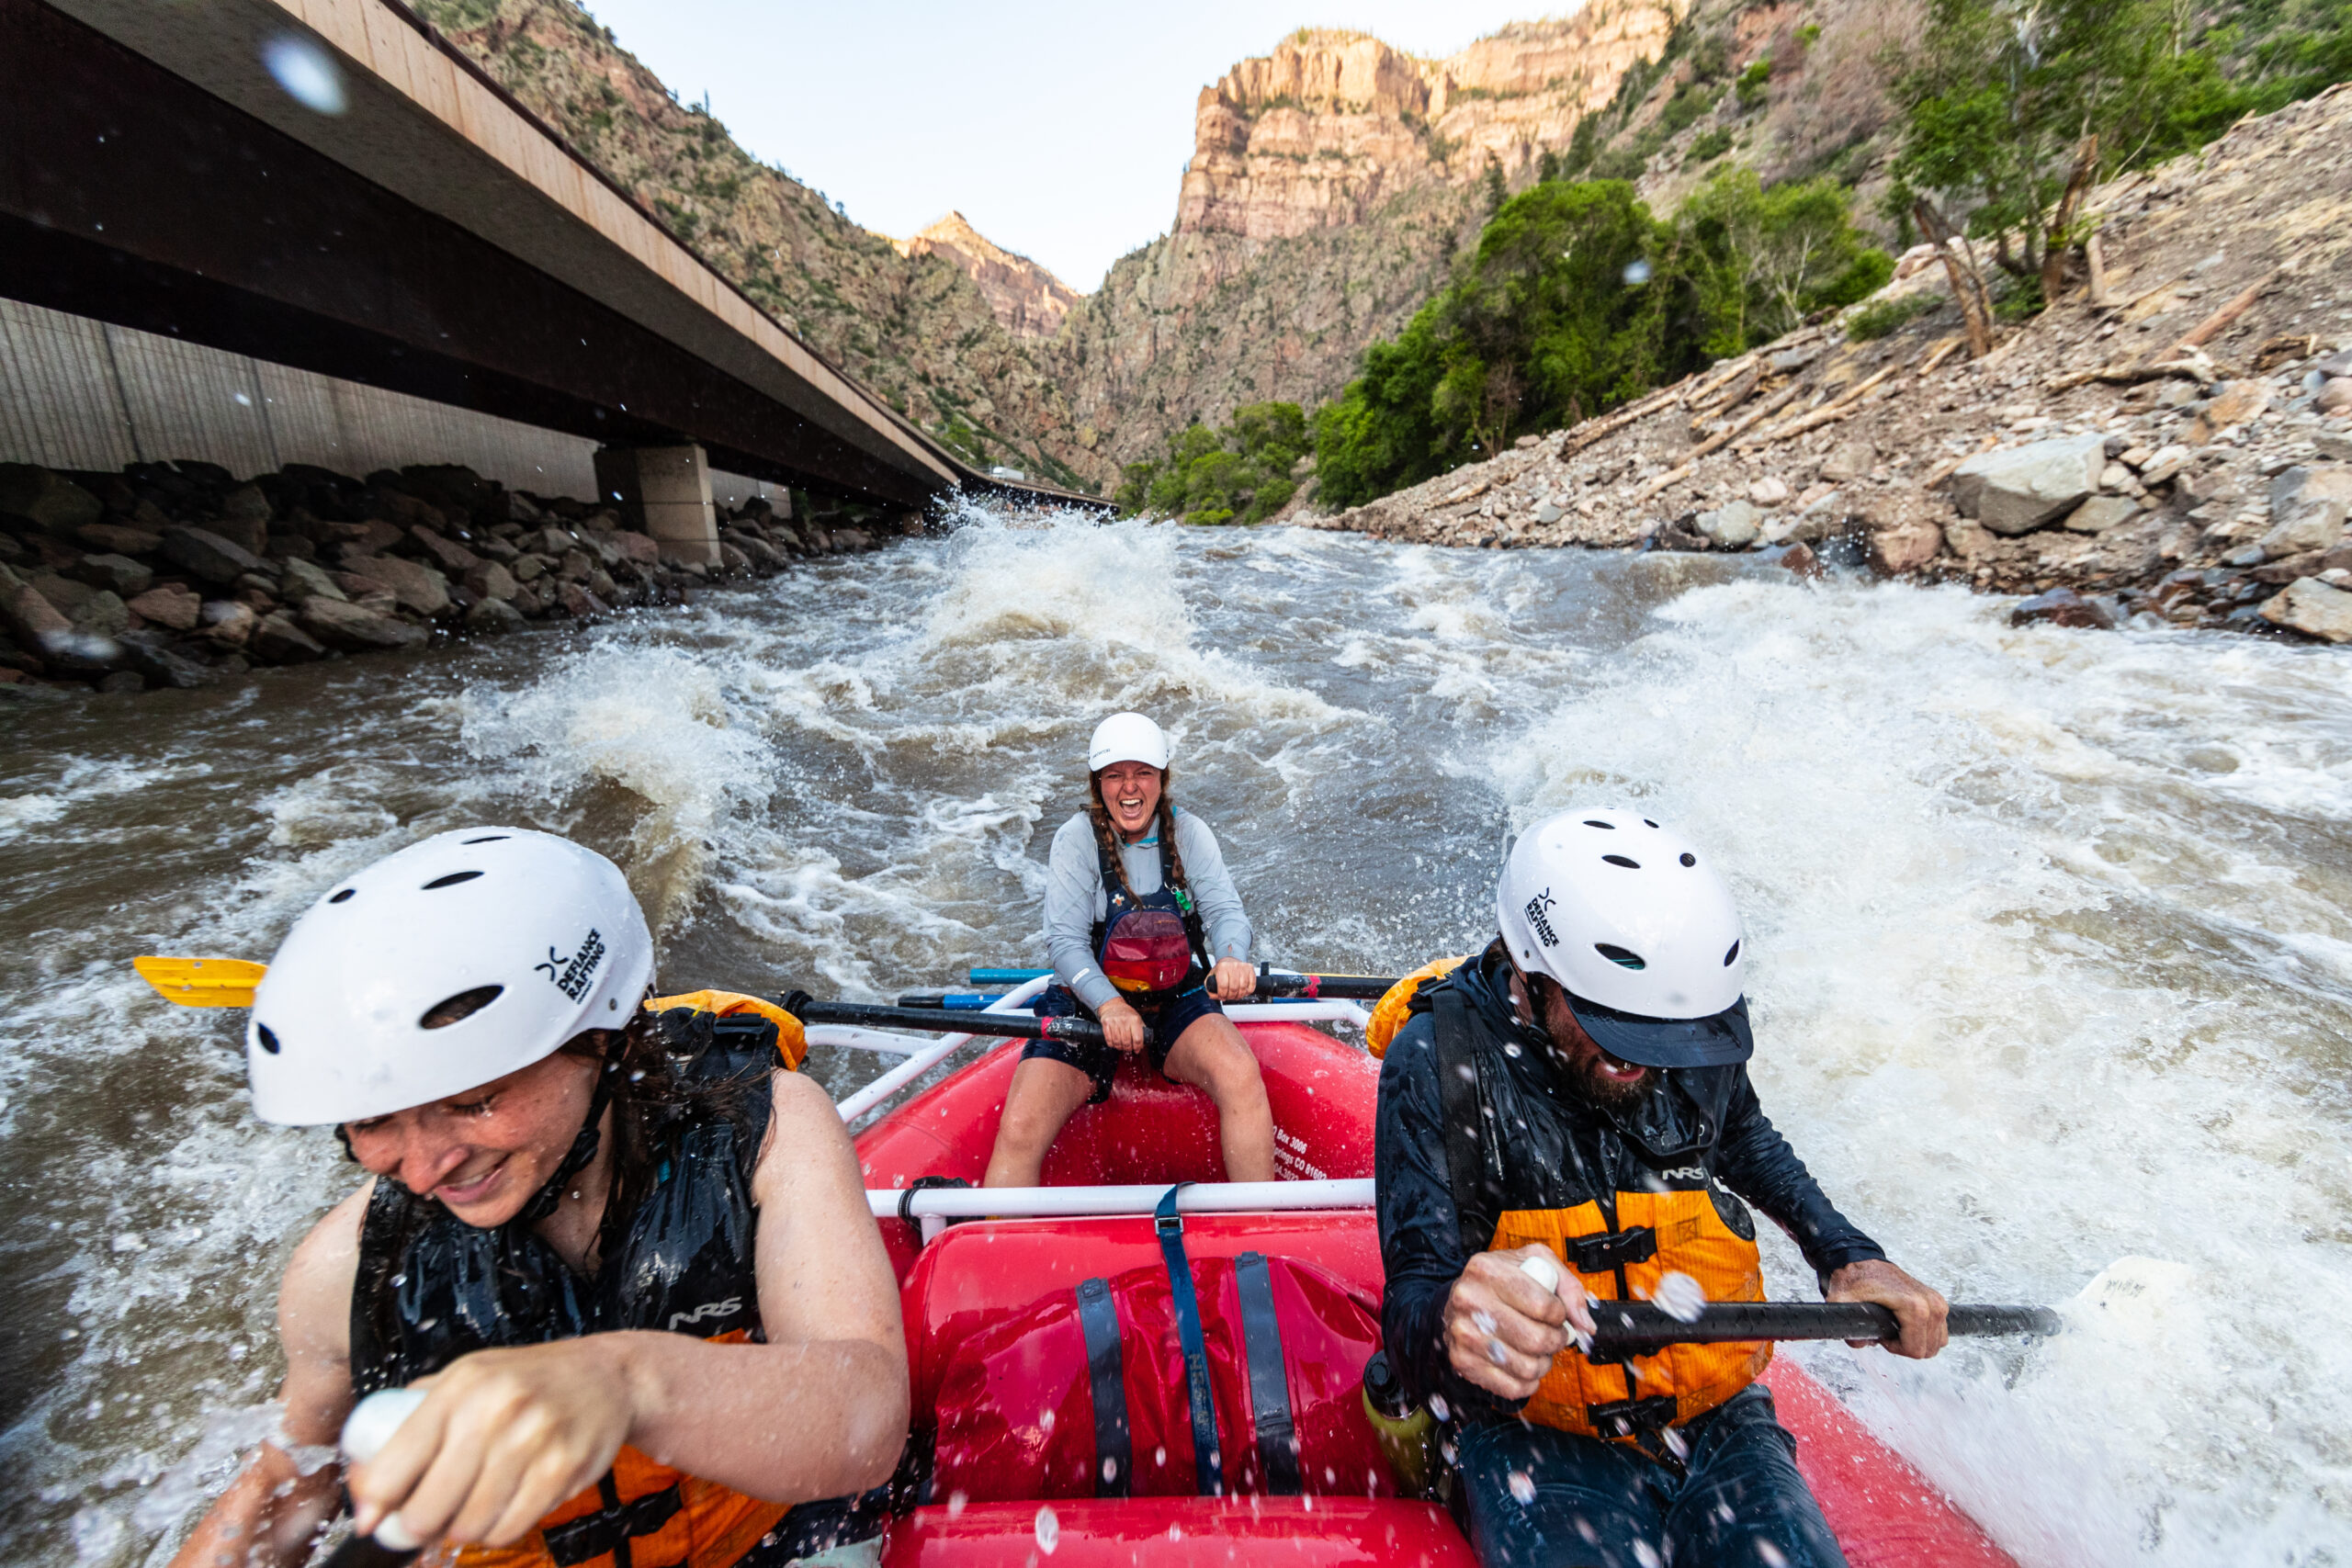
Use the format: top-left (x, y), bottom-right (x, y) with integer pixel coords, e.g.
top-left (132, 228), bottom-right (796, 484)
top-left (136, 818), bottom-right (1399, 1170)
top-left (1044, 809), bottom-right (1251, 1011)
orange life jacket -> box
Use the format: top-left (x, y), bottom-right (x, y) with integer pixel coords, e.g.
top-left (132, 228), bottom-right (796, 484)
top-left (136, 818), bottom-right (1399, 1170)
top-left (1490, 1194), bottom-right (1770, 1442)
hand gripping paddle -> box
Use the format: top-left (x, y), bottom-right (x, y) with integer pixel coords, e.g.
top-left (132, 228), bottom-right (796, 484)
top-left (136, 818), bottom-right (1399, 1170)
top-left (322, 1388), bottom-right (427, 1566)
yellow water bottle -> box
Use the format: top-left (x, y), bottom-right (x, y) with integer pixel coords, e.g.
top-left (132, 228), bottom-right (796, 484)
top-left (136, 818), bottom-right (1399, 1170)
top-left (1361, 1349), bottom-right (1437, 1497)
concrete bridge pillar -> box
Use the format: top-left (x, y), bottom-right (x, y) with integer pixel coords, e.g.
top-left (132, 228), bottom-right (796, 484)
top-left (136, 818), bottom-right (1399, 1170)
top-left (594, 444), bottom-right (719, 566)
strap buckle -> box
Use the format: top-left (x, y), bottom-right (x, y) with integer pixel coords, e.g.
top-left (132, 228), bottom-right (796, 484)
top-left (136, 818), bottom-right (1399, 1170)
top-left (1584, 1393), bottom-right (1679, 1438)
top-left (1567, 1226), bottom-right (1657, 1272)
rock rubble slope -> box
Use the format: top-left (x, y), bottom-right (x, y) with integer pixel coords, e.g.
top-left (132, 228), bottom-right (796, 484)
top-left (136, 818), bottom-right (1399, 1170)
top-left (1306, 85), bottom-right (2352, 642)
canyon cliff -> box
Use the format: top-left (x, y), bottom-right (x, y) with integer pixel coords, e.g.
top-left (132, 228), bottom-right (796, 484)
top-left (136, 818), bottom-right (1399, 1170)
top-left (1049, 5), bottom-right (1686, 478)
top-left (894, 214), bottom-right (1080, 341)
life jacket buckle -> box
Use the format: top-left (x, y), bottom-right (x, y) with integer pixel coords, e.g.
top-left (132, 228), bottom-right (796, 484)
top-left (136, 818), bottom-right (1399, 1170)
top-left (1567, 1226), bottom-right (1657, 1272)
top-left (1583, 1393), bottom-right (1679, 1437)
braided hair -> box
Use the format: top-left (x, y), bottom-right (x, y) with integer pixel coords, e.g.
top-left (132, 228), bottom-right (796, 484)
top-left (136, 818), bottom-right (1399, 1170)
top-left (1086, 764), bottom-right (1190, 898)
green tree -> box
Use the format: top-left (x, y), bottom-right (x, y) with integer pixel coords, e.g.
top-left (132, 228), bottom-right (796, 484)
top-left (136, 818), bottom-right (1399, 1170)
top-left (1679, 169), bottom-right (1894, 355)
top-left (1114, 402), bottom-right (1309, 525)
top-left (1316, 181), bottom-right (1710, 508)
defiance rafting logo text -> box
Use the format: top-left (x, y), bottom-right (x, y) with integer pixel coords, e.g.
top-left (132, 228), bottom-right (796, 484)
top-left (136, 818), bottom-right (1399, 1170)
top-left (534, 929), bottom-right (607, 1000)
top-left (1525, 889), bottom-right (1560, 947)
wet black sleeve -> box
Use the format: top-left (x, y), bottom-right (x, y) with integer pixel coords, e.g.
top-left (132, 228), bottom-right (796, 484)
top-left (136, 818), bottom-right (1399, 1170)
top-left (1712, 1067), bottom-right (1885, 1284)
top-left (1374, 1017), bottom-right (1521, 1422)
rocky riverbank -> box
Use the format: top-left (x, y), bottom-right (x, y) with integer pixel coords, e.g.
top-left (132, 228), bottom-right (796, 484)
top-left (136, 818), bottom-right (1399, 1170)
top-left (0, 457), bottom-right (907, 698)
top-left (1302, 85), bottom-right (2352, 643)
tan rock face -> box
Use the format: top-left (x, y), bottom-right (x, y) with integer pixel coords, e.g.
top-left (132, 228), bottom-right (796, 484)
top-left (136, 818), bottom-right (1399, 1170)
top-left (1175, 7), bottom-right (1682, 243)
top-left (894, 213), bottom-right (1080, 340)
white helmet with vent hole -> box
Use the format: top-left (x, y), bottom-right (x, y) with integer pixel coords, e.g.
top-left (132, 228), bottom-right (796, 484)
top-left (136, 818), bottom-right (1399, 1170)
top-left (246, 828), bottom-right (654, 1124)
top-left (1496, 809), bottom-right (1752, 1067)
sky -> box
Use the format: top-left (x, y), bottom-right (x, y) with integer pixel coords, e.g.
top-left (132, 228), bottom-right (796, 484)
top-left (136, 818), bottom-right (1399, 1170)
top-left (576, 1), bottom-right (1568, 294)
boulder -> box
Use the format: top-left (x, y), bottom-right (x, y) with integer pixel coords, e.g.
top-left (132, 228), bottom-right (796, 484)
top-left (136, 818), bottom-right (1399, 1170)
top-left (299, 597), bottom-right (428, 651)
top-left (2061, 496), bottom-right (2141, 534)
top-left (1819, 440), bottom-right (1875, 483)
top-left (250, 612), bottom-right (327, 663)
top-left (397, 464), bottom-right (491, 518)
top-left (511, 581), bottom-right (545, 617)
top-left (29, 571), bottom-right (96, 618)
top-left (513, 554), bottom-right (550, 583)
top-left (341, 554), bottom-right (450, 617)
top-left (279, 556), bottom-right (349, 605)
top-left (0, 464), bottom-right (102, 536)
top-left (1532, 501), bottom-right (1564, 525)
top-left (463, 560), bottom-right (518, 602)
top-left (718, 542), bottom-right (752, 574)
top-left (409, 528), bottom-right (481, 575)
top-left (126, 583), bottom-right (202, 631)
top-left (1950, 434), bottom-right (2106, 534)
top-left (77, 524), bottom-right (164, 557)
top-left (217, 484), bottom-right (274, 551)
top-left (2259, 577), bottom-right (2352, 642)
top-left (1696, 500), bottom-right (1763, 547)
top-left (2187, 380), bottom-right (2272, 444)
top-left (559, 548), bottom-right (594, 583)
top-left (834, 528), bottom-right (875, 552)
top-left (2009, 587), bottom-right (2118, 629)
top-left (162, 525), bottom-right (267, 586)
top-left (75, 553), bottom-right (153, 596)
top-left (554, 582), bottom-right (610, 618)
top-left (1869, 522), bottom-right (1944, 575)
top-left (2269, 465), bottom-right (2352, 527)
top-left (2317, 378), bottom-right (2352, 414)
top-left (73, 590), bottom-right (130, 638)
top-left (201, 600), bottom-right (256, 647)
top-left (1748, 476), bottom-right (1791, 508)
top-left (96, 670), bottom-right (145, 694)
top-left (526, 525), bottom-right (576, 557)
top-left (115, 632), bottom-right (216, 689)
top-left (2137, 445), bottom-right (2193, 488)
top-left (3, 578), bottom-right (74, 657)
top-left (586, 568), bottom-right (619, 603)
top-left (464, 595), bottom-right (527, 635)
top-left (1757, 540), bottom-right (1822, 579)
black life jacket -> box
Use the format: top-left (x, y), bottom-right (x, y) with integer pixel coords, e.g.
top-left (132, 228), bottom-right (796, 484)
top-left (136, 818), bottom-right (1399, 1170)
top-left (347, 1011), bottom-right (795, 1568)
top-left (1087, 818), bottom-right (1211, 1002)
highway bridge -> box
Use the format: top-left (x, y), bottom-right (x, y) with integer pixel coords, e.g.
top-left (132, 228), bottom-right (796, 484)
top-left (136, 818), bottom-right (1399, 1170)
top-left (0, 0), bottom-right (1097, 560)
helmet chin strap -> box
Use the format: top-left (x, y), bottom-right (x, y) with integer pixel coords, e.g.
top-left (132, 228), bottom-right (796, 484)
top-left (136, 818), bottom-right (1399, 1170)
top-left (1503, 955), bottom-right (1565, 1056)
top-left (519, 1065), bottom-right (615, 1224)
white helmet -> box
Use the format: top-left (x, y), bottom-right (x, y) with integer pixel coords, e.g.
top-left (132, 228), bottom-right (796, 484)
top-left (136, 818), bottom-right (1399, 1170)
top-left (1496, 809), bottom-right (1751, 1067)
top-left (247, 829), bottom-right (655, 1124)
top-left (1088, 711), bottom-right (1170, 773)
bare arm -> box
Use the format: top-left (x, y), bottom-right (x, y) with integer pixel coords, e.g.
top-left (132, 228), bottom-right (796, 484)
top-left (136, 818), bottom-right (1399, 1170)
top-left (169, 1184), bottom-right (368, 1568)
top-left (354, 1071), bottom-right (910, 1546)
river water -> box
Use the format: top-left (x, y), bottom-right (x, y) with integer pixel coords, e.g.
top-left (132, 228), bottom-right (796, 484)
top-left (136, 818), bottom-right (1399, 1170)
top-left (1, 511), bottom-right (2347, 1564)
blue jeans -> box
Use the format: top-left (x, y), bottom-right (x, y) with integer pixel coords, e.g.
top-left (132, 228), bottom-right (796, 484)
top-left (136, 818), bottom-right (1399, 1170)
top-left (1456, 1383), bottom-right (1847, 1568)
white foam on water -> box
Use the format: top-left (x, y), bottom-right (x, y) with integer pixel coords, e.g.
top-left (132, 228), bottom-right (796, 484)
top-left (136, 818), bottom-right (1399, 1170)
top-left (1484, 573), bottom-right (2352, 1563)
top-left (9, 513), bottom-right (2348, 1564)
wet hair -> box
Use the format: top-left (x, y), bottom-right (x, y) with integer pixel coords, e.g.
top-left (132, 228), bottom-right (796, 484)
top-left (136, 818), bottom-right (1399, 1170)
top-left (1087, 762), bottom-right (1189, 898)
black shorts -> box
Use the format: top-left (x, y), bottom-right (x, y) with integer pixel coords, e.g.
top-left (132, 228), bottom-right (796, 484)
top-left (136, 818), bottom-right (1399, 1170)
top-left (1021, 982), bottom-right (1227, 1104)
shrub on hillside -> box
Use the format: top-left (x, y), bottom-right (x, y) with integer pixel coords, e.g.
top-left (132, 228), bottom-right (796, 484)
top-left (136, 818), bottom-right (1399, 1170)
top-left (1845, 291), bottom-right (1944, 341)
top-left (1115, 402), bottom-right (1308, 525)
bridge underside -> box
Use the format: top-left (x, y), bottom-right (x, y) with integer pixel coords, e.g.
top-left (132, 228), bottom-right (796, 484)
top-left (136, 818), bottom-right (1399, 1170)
top-left (0, 0), bottom-right (948, 508)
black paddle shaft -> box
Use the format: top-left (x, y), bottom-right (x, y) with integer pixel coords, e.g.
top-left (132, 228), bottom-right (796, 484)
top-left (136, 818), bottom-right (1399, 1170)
top-left (777, 994), bottom-right (1125, 1049)
top-left (1252, 968), bottom-right (1398, 999)
top-left (1586, 1301), bottom-right (2061, 1357)
top-left (321, 1535), bottom-right (418, 1568)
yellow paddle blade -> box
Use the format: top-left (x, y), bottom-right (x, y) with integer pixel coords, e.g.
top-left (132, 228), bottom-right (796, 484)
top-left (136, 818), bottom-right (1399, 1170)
top-left (133, 955), bottom-right (266, 1008)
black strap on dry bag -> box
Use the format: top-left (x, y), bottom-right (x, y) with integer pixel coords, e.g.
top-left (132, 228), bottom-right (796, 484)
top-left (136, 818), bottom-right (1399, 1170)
top-left (1155, 1183), bottom-right (1224, 1495)
top-left (1232, 1251), bottom-right (1302, 1495)
top-left (1075, 1276), bottom-right (1132, 1498)
top-left (1430, 984), bottom-right (1504, 1259)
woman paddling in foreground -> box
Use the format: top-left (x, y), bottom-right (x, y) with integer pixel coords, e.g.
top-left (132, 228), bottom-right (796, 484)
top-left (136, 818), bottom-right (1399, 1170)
top-left (982, 712), bottom-right (1274, 1187)
top-left (171, 829), bottom-right (907, 1568)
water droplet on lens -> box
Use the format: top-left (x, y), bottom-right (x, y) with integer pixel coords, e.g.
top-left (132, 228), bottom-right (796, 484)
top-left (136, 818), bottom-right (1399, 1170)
top-left (1508, 1470), bottom-right (1536, 1505)
top-left (945, 1491), bottom-right (967, 1517)
top-left (1034, 1505), bottom-right (1058, 1554)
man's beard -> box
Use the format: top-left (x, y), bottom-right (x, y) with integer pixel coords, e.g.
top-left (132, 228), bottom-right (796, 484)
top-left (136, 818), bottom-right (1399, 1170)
top-left (1560, 1051), bottom-right (1657, 1113)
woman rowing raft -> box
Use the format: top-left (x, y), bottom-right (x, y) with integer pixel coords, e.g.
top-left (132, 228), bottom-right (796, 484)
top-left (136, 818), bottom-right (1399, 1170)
top-left (170, 829), bottom-right (906, 1568)
top-left (981, 712), bottom-right (1275, 1188)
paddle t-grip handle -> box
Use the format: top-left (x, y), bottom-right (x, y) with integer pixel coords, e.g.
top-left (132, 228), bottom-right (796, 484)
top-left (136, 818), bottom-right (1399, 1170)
top-left (324, 1388), bottom-right (428, 1566)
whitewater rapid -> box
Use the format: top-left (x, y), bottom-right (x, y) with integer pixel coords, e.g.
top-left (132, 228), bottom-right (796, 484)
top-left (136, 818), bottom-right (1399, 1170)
top-left (1, 510), bottom-right (2346, 1563)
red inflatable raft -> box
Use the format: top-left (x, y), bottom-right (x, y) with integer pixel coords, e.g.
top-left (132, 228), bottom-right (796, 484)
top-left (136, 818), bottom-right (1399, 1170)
top-left (849, 1011), bottom-right (2016, 1568)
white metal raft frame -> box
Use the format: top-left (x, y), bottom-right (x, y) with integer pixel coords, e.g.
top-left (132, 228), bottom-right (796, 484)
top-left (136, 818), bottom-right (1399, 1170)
top-left (824, 974), bottom-right (1372, 1124)
top-left (865, 1179), bottom-right (1378, 1244)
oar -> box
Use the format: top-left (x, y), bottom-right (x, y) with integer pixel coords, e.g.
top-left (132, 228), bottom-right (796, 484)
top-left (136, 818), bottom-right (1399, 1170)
top-left (1584, 1301), bottom-right (2062, 1357)
top-left (964, 964), bottom-right (1403, 1000)
top-left (133, 955), bottom-right (265, 1008)
top-left (779, 993), bottom-right (1129, 1050)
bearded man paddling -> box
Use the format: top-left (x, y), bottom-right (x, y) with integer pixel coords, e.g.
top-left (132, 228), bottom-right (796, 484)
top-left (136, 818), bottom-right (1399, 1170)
top-left (1374, 810), bottom-right (1947, 1568)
